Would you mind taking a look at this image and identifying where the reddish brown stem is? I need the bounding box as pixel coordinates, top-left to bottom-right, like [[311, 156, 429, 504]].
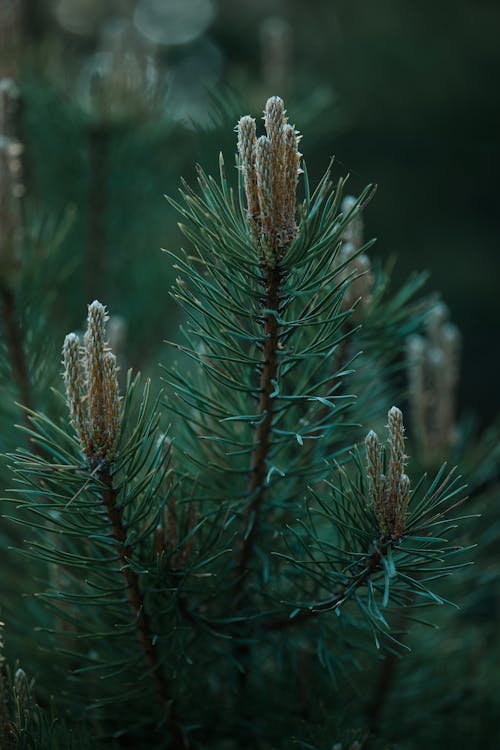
[[98, 468, 188, 749], [264, 543, 387, 632], [237, 262, 282, 584]]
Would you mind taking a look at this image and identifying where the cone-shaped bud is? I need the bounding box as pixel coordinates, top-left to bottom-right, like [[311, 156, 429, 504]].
[[387, 406, 406, 486], [84, 300, 107, 451], [237, 115, 259, 220], [63, 301, 121, 465], [102, 351, 120, 460], [62, 333, 89, 453], [365, 407, 411, 539], [236, 95, 301, 256], [255, 135, 273, 237], [282, 123, 301, 240]]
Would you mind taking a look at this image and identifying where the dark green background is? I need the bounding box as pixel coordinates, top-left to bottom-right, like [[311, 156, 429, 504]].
[[20, 0, 500, 423]]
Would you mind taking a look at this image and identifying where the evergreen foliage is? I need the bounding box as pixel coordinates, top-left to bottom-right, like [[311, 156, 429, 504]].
[[0, 82, 498, 750]]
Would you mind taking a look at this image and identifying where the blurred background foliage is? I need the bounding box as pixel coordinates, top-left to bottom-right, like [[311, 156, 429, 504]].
[[4, 0, 498, 422]]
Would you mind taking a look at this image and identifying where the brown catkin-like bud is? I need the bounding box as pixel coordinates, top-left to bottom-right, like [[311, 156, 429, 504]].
[[255, 135, 273, 239], [63, 301, 121, 466], [84, 300, 107, 451], [398, 473, 411, 514], [264, 96, 287, 228], [391, 473, 411, 539], [282, 123, 300, 240], [365, 430, 383, 507], [237, 96, 301, 257], [237, 115, 260, 220], [102, 351, 120, 459], [365, 407, 411, 539], [62, 333, 89, 452], [263, 96, 286, 158], [387, 406, 406, 489]]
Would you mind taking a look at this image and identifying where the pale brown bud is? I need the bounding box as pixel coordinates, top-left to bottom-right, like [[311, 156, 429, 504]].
[[84, 301, 107, 453], [236, 96, 301, 256], [63, 301, 121, 465], [282, 123, 301, 240], [365, 407, 411, 539], [255, 135, 273, 239], [62, 333, 90, 454], [387, 406, 406, 487], [263, 95, 287, 155], [237, 115, 259, 220], [102, 351, 120, 459]]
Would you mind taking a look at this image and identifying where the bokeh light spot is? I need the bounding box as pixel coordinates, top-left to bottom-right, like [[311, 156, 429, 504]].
[[134, 0, 217, 46]]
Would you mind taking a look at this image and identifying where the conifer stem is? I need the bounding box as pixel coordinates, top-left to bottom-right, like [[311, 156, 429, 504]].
[[98, 467, 188, 749], [264, 543, 387, 632], [237, 261, 282, 584]]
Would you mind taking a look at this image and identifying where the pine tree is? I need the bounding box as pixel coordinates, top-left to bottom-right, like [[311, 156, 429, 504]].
[[0, 92, 498, 750]]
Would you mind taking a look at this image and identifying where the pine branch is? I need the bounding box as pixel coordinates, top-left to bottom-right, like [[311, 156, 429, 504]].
[[237, 261, 283, 583], [97, 465, 188, 749], [264, 541, 389, 632]]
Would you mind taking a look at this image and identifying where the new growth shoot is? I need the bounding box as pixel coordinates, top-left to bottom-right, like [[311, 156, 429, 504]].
[[62, 300, 121, 466], [365, 406, 411, 539], [237, 95, 301, 258]]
